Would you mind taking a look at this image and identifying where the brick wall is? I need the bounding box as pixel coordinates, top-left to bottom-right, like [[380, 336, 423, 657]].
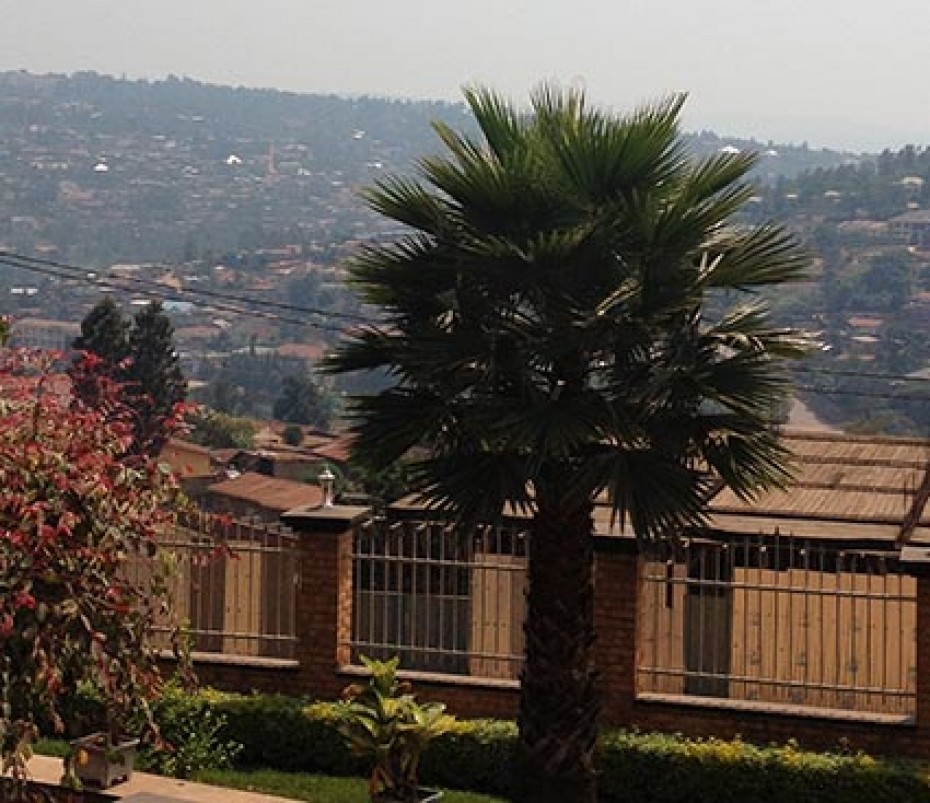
[[191, 508, 930, 758]]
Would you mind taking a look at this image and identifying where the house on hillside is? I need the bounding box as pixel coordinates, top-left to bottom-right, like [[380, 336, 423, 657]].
[[889, 209, 930, 249]]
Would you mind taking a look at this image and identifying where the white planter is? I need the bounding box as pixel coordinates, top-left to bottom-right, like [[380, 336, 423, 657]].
[[69, 734, 139, 789]]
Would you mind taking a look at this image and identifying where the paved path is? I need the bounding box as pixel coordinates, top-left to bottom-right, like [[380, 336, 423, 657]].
[[28, 755, 298, 803]]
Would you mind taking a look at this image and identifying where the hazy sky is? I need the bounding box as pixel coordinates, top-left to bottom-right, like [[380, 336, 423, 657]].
[[1, 0, 927, 152]]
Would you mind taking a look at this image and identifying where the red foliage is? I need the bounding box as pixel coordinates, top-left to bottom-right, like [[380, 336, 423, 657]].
[[0, 340, 189, 780]]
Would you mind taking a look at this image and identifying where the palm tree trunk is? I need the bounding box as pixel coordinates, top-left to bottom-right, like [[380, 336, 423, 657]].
[[517, 496, 599, 803]]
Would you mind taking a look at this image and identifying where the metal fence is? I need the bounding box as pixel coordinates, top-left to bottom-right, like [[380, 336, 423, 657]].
[[638, 534, 917, 717], [350, 519, 529, 679], [145, 516, 300, 660]]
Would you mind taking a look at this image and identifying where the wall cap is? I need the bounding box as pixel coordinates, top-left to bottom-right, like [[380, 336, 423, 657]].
[[337, 663, 520, 692], [637, 691, 916, 726], [282, 504, 373, 533]]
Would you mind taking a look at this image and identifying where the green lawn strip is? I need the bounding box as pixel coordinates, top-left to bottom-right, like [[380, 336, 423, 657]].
[[34, 738, 70, 758], [34, 741, 505, 803], [195, 768, 508, 803]]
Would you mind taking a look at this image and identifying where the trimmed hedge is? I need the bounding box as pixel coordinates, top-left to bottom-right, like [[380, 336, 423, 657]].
[[595, 731, 930, 803], [67, 687, 930, 802], [208, 693, 364, 776]]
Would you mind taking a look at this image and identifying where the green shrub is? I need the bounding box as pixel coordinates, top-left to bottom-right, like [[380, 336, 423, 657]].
[[139, 683, 241, 779], [212, 694, 364, 776], [419, 719, 518, 797], [595, 731, 930, 803], [125, 688, 930, 802]]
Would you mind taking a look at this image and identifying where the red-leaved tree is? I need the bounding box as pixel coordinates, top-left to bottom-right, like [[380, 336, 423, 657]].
[[0, 317, 188, 785]]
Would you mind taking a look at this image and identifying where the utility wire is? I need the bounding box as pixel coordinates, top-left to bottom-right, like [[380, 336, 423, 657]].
[[0, 252, 374, 333], [4, 251, 930, 399], [0, 250, 372, 323], [0, 255, 333, 330]]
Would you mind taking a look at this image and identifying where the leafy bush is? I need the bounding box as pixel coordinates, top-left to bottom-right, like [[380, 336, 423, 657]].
[[595, 731, 930, 803], [211, 693, 363, 776], [419, 719, 518, 797], [142, 689, 930, 802], [139, 683, 241, 779]]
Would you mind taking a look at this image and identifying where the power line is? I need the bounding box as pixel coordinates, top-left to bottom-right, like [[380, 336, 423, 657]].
[[0, 255, 332, 330], [0, 251, 374, 332], [5, 250, 930, 396]]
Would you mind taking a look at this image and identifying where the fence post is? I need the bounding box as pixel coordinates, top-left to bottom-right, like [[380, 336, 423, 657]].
[[281, 504, 372, 700], [593, 537, 639, 725]]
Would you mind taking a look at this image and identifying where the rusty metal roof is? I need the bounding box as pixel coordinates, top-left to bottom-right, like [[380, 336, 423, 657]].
[[703, 431, 930, 544]]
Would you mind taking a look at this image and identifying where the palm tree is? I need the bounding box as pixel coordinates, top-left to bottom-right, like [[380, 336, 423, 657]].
[[328, 86, 813, 803]]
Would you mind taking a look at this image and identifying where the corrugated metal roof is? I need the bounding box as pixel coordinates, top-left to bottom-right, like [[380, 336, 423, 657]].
[[703, 431, 930, 542], [208, 471, 322, 513]]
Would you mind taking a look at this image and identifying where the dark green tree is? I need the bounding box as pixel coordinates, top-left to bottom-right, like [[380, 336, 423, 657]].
[[188, 408, 256, 450], [126, 301, 187, 456], [282, 423, 304, 446], [272, 373, 331, 428], [329, 86, 813, 803], [71, 298, 131, 407]]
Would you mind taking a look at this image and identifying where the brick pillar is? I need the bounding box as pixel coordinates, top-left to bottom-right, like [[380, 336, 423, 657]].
[[593, 538, 639, 725], [281, 504, 372, 700]]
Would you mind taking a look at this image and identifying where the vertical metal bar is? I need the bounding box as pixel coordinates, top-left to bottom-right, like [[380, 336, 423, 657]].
[[495, 525, 502, 663], [769, 532, 784, 699], [898, 564, 904, 712], [696, 543, 704, 686], [379, 524, 388, 658], [786, 536, 794, 703], [423, 524, 432, 665], [368, 523, 377, 658], [834, 550, 842, 707], [866, 554, 873, 709], [449, 524, 458, 671], [803, 543, 811, 704], [849, 550, 857, 709], [404, 524, 416, 655], [438, 524, 446, 664], [753, 539, 761, 698], [395, 525, 404, 658], [882, 559, 890, 711]]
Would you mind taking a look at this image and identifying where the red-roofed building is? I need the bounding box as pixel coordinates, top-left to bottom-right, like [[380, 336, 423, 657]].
[[206, 471, 322, 521]]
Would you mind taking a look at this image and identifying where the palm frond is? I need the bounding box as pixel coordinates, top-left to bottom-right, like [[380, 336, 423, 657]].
[[361, 177, 449, 236], [461, 86, 526, 161], [574, 443, 712, 539], [701, 223, 809, 288]]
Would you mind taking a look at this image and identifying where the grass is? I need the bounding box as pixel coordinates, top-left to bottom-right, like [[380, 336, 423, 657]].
[[34, 741, 506, 802], [195, 768, 508, 802]]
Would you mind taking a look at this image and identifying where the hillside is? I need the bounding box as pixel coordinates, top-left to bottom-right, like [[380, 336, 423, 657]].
[[0, 70, 858, 266]]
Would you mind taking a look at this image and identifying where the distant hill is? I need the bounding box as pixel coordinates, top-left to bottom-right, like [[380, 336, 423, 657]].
[[0, 70, 864, 265]]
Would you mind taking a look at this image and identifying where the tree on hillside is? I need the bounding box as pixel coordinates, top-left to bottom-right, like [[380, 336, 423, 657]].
[[329, 86, 813, 803], [273, 373, 331, 429], [187, 408, 256, 450], [126, 301, 187, 455]]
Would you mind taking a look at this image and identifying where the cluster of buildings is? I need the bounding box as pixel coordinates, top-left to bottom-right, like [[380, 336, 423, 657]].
[[0, 70, 419, 266]]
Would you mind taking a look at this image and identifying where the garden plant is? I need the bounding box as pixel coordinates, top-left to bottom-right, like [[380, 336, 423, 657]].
[[0, 316, 188, 799]]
